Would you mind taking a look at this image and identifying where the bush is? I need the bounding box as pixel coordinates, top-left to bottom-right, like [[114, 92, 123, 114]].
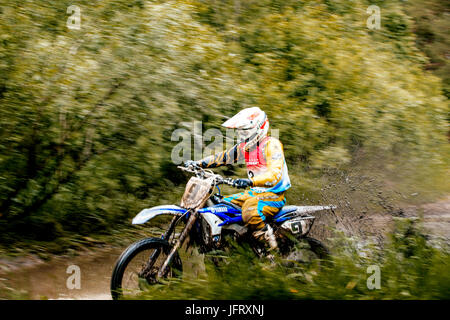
[[0, 0, 447, 243]]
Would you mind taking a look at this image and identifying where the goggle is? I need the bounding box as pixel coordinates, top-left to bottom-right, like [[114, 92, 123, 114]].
[[237, 127, 257, 142]]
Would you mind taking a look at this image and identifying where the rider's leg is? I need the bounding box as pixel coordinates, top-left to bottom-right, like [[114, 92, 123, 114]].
[[241, 192, 286, 250], [241, 192, 286, 228], [223, 190, 253, 206]]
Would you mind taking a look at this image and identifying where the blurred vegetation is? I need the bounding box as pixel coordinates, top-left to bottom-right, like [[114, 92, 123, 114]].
[[133, 219, 450, 300], [0, 0, 448, 247], [404, 0, 450, 99]]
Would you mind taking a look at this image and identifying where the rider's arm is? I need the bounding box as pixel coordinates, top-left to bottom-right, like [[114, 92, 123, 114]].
[[198, 144, 244, 168], [250, 138, 285, 188]]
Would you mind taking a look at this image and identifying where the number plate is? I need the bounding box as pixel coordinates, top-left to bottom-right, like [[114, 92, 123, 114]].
[[280, 216, 315, 235]]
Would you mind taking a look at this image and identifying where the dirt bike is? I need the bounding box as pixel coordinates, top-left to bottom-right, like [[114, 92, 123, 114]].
[[110, 165, 335, 299]]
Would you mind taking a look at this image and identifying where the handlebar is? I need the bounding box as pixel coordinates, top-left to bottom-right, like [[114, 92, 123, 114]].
[[177, 165, 237, 187]]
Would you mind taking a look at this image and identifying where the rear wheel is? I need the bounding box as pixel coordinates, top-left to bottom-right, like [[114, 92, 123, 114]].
[[110, 238, 182, 300], [283, 236, 330, 270]]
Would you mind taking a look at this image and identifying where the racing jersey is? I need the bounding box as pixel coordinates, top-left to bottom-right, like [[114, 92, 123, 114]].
[[198, 136, 291, 194]]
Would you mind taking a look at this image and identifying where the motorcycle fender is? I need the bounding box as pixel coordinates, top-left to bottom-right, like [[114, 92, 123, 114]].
[[294, 205, 337, 214], [132, 205, 186, 225]]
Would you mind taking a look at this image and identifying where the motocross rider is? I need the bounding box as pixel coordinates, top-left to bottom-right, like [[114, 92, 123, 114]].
[[184, 107, 291, 250]]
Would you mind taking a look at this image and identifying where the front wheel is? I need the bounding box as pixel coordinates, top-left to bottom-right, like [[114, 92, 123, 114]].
[[110, 237, 182, 300]]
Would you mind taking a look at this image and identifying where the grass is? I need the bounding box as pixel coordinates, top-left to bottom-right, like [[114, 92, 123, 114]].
[[133, 218, 450, 300]]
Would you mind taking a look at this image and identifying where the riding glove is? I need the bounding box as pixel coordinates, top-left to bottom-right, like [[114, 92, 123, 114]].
[[183, 160, 200, 168], [233, 178, 253, 189]]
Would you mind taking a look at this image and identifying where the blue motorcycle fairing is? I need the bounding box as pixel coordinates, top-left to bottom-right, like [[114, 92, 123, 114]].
[[201, 203, 337, 226], [198, 203, 241, 216], [133, 202, 335, 228], [132, 205, 187, 225], [198, 203, 243, 226]]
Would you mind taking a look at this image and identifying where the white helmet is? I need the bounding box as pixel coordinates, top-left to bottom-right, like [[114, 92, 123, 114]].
[[222, 107, 269, 150]]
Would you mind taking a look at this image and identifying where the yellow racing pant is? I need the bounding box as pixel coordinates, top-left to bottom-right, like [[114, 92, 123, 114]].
[[224, 190, 286, 230]]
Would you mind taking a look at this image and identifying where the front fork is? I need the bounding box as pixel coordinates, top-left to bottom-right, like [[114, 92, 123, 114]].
[[156, 209, 199, 279], [139, 214, 184, 279]]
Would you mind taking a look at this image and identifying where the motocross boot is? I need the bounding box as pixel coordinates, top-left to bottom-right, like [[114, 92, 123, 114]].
[[252, 224, 278, 252]]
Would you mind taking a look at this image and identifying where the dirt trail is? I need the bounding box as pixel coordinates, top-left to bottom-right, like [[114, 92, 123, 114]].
[[0, 197, 448, 300], [0, 245, 124, 300], [369, 196, 450, 241], [415, 197, 450, 239]]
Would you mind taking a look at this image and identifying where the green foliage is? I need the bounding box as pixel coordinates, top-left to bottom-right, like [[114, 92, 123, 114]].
[[0, 0, 448, 243], [133, 219, 450, 300], [137, 243, 298, 300], [404, 0, 450, 99], [307, 219, 450, 299]]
